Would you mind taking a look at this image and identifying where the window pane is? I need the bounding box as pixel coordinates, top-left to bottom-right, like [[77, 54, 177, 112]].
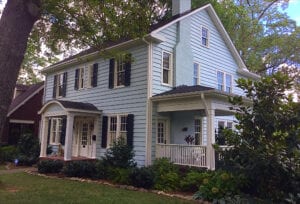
[[157, 121, 165, 144], [194, 119, 202, 145], [226, 74, 232, 93], [163, 69, 169, 84], [163, 52, 170, 69], [193, 63, 199, 85], [116, 55, 125, 86], [217, 71, 224, 91]]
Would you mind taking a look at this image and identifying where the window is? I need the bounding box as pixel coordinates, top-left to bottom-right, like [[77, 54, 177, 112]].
[[50, 118, 62, 144], [216, 120, 233, 145], [217, 71, 224, 91], [53, 72, 67, 98], [193, 63, 200, 85], [88, 63, 98, 88], [194, 118, 202, 145], [108, 115, 127, 145], [225, 74, 232, 93], [217, 71, 232, 93], [157, 120, 167, 144], [79, 68, 84, 89], [162, 51, 173, 85], [115, 55, 126, 87], [201, 27, 209, 47]]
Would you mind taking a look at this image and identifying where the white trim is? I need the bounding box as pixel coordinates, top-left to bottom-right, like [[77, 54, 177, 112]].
[[106, 114, 128, 147], [161, 51, 173, 86], [7, 84, 44, 117], [9, 119, 34, 124]]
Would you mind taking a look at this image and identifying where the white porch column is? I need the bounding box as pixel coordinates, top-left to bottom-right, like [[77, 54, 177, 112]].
[[40, 116, 48, 157], [206, 109, 215, 170], [91, 116, 100, 159], [64, 113, 74, 161]]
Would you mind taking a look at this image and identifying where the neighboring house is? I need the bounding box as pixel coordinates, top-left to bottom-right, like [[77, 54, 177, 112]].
[[2, 82, 44, 145], [39, 0, 259, 170]]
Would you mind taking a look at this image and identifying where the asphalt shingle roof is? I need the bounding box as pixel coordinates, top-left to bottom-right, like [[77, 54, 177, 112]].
[[153, 85, 214, 97], [56, 100, 100, 112]]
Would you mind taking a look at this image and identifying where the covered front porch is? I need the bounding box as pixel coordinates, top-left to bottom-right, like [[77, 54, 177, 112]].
[[39, 100, 102, 161], [152, 85, 236, 170]]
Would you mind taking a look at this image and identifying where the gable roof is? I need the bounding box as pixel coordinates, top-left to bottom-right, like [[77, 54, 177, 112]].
[[42, 4, 259, 79], [8, 82, 44, 117]]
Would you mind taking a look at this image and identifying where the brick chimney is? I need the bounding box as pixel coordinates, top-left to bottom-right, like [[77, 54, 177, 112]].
[[172, 0, 191, 16]]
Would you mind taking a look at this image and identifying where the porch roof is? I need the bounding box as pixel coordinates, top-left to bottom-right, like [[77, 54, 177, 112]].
[[39, 100, 102, 115], [151, 85, 236, 101]]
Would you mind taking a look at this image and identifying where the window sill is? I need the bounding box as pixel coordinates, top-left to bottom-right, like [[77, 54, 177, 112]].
[[161, 83, 173, 87], [49, 143, 61, 146]]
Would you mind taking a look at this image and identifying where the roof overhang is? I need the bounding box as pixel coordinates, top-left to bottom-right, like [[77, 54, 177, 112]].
[[7, 84, 44, 117], [39, 100, 102, 115]]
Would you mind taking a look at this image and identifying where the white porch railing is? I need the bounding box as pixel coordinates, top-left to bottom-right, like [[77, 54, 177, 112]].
[[156, 144, 207, 167]]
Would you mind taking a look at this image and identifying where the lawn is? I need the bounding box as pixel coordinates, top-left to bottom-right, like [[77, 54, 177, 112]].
[[0, 173, 193, 204]]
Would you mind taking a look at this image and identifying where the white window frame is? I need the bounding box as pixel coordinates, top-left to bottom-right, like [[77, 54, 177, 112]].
[[87, 64, 97, 88], [217, 70, 233, 93], [107, 114, 128, 146], [50, 117, 62, 145], [217, 120, 234, 131], [201, 26, 209, 47], [78, 67, 85, 89], [114, 55, 126, 88], [161, 51, 173, 86], [193, 62, 200, 85], [156, 118, 170, 144], [55, 72, 64, 98], [194, 117, 202, 145]]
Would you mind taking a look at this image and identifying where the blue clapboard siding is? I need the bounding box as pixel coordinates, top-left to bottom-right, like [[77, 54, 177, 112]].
[[44, 44, 148, 166]]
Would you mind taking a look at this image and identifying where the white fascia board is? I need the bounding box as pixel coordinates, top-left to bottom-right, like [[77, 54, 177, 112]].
[[7, 85, 44, 117], [9, 119, 35, 124], [237, 68, 261, 80]]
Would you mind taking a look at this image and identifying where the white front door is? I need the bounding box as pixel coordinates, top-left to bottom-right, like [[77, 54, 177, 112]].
[[73, 118, 93, 157]]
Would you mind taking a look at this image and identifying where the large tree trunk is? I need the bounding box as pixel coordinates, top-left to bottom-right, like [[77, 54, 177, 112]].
[[0, 0, 41, 141]]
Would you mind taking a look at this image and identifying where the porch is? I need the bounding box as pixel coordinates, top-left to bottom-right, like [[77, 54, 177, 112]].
[[151, 85, 237, 169]]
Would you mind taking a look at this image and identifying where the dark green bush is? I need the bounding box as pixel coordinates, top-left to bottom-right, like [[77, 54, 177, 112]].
[[0, 145, 18, 162], [17, 133, 40, 165], [151, 158, 180, 191], [94, 159, 109, 179], [180, 170, 209, 192], [38, 160, 64, 173], [63, 160, 97, 178], [101, 138, 136, 169], [129, 167, 155, 189], [109, 167, 132, 185]]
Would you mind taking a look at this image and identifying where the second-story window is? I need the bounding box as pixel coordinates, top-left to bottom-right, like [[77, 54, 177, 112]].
[[109, 53, 132, 89], [217, 71, 233, 93], [53, 72, 67, 98], [217, 71, 224, 91], [193, 63, 200, 85], [74, 68, 84, 90], [88, 63, 98, 88], [162, 51, 173, 86], [201, 27, 209, 47]]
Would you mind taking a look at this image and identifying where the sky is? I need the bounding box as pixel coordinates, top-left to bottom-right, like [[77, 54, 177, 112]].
[[1, 0, 300, 25]]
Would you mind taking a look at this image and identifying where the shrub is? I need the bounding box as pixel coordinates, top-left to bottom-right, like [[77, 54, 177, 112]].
[[180, 170, 209, 192], [109, 168, 132, 185], [63, 160, 97, 178], [151, 158, 180, 191], [38, 160, 64, 173], [129, 167, 155, 189], [17, 133, 40, 165], [101, 138, 136, 169], [94, 159, 109, 179], [194, 170, 242, 201], [0, 145, 18, 162]]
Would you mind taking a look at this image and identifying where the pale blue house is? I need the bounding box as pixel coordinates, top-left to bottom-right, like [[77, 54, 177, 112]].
[[39, 0, 259, 169]]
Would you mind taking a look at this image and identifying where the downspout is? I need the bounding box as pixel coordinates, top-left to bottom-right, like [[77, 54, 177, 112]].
[[143, 37, 153, 166], [200, 93, 214, 170]]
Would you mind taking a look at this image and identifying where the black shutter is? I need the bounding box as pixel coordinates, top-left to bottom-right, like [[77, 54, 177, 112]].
[[101, 116, 108, 148], [126, 114, 134, 147], [53, 75, 57, 98], [47, 118, 52, 144], [92, 63, 98, 87], [60, 117, 67, 145], [74, 69, 79, 90], [109, 59, 115, 89], [124, 53, 132, 87], [62, 72, 67, 97]]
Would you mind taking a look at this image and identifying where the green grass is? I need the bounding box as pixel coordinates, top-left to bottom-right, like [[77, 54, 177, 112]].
[[0, 173, 193, 204], [0, 164, 6, 170]]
